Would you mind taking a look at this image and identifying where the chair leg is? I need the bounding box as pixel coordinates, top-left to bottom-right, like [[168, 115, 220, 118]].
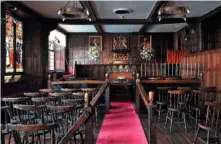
[[193, 126, 200, 144]]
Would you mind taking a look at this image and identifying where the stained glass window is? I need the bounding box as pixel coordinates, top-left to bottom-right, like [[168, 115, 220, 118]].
[[5, 13, 14, 72], [16, 21, 23, 72], [4, 13, 24, 83]]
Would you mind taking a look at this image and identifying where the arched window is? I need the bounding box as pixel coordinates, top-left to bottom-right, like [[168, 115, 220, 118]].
[[4, 13, 23, 83]]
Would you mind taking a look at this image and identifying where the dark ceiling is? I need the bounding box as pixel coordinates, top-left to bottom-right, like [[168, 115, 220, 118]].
[[3, 1, 221, 33]]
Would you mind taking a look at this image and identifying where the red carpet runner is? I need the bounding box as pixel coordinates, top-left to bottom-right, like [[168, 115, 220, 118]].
[[96, 101, 148, 144]]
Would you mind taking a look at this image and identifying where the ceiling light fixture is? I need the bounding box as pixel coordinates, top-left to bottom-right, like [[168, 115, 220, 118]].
[[57, 1, 90, 21], [157, 6, 189, 22]]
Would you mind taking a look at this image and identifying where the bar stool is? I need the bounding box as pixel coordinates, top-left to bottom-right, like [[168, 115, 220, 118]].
[[193, 101, 221, 144], [156, 87, 173, 123], [165, 89, 188, 133], [190, 87, 217, 131]]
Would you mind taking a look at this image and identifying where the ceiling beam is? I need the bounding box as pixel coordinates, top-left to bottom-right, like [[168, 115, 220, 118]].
[[79, 1, 103, 33], [57, 19, 147, 25], [199, 5, 221, 22], [139, 1, 168, 33]]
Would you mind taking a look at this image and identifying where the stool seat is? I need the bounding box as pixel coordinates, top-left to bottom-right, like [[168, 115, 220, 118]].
[[39, 89, 55, 93]]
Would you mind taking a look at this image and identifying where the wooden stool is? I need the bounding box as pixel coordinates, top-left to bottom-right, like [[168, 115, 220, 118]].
[[156, 87, 173, 123], [165, 90, 188, 133]]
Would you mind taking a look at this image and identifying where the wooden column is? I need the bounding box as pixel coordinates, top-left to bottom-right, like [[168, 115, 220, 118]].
[[40, 20, 58, 88], [104, 73, 110, 111], [84, 92, 94, 144], [135, 73, 140, 113]]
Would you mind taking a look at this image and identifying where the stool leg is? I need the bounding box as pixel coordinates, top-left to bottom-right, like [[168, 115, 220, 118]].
[[170, 111, 174, 133], [206, 130, 210, 144], [193, 126, 200, 144], [182, 112, 187, 133], [158, 104, 162, 123], [165, 110, 169, 126]]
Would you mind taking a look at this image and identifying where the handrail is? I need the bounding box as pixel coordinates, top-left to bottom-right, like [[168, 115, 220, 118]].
[[136, 73, 156, 144], [59, 78, 109, 144]]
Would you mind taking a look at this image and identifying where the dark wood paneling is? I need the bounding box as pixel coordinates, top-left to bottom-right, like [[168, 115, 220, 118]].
[[68, 33, 174, 65]]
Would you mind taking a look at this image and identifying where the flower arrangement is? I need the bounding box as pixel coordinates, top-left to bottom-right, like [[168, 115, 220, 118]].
[[140, 46, 155, 61], [88, 46, 100, 61]]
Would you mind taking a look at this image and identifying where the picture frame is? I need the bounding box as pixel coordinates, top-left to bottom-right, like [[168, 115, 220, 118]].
[[112, 35, 129, 50], [88, 35, 102, 50], [138, 35, 152, 50]]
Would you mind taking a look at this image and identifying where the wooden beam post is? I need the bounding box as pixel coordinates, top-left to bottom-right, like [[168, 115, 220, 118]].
[[84, 92, 94, 144], [136, 73, 140, 113], [148, 91, 157, 144]]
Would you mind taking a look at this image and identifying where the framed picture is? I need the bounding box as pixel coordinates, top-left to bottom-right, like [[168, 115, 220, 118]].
[[112, 35, 129, 50], [88, 36, 102, 50], [138, 35, 152, 50]]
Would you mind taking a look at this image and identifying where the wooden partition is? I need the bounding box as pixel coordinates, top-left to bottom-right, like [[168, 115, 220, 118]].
[[181, 49, 221, 89], [181, 49, 221, 101]]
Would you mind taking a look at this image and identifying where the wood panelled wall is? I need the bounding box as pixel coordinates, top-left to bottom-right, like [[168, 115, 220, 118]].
[[181, 49, 221, 90], [68, 34, 174, 65]]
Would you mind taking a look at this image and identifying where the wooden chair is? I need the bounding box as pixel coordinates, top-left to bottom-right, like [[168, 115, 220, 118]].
[[2, 97, 31, 124], [7, 123, 57, 144], [24, 92, 43, 97], [156, 87, 173, 123], [12, 104, 53, 144], [1, 106, 12, 144], [31, 97, 58, 106], [193, 101, 221, 144], [165, 89, 189, 133], [47, 105, 84, 144], [49, 93, 68, 105]]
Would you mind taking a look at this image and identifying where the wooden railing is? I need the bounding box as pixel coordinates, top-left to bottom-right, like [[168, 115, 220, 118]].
[[136, 73, 157, 144], [59, 75, 109, 144]]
